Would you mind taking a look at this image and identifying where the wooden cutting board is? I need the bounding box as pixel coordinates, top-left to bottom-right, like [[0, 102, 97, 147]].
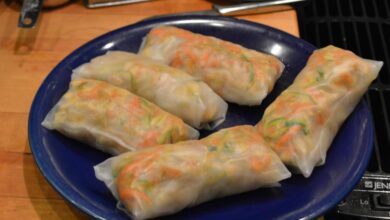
[[0, 0, 299, 219]]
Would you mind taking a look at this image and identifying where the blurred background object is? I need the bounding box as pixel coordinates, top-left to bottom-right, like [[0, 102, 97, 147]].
[[17, 0, 306, 28], [18, 0, 73, 28], [143, 0, 306, 20], [17, 0, 151, 28]]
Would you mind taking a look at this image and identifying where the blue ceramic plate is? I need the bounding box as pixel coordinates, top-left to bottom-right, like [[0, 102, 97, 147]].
[[28, 16, 373, 220]]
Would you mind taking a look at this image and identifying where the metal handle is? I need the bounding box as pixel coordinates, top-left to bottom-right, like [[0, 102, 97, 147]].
[[84, 0, 149, 8], [213, 0, 306, 16], [18, 0, 42, 28]]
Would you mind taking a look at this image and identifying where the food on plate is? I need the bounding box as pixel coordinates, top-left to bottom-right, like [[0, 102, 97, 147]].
[[72, 51, 228, 129], [94, 125, 291, 219], [256, 45, 382, 177], [42, 79, 199, 155], [138, 26, 284, 106]]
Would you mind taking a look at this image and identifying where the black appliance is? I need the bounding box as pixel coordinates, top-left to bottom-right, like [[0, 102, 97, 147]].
[[296, 0, 390, 219]]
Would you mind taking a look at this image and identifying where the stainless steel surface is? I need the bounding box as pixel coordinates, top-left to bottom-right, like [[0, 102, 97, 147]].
[[18, 0, 42, 28], [142, 10, 219, 20], [83, 0, 150, 8], [143, 0, 305, 21], [213, 0, 306, 16]]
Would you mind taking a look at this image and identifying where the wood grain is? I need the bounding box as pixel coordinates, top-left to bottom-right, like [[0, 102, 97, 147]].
[[0, 0, 299, 218], [0, 152, 60, 199], [0, 113, 29, 153], [0, 197, 89, 219]]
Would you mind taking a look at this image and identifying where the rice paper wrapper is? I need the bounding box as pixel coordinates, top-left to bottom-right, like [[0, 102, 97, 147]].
[[94, 125, 291, 219], [256, 45, 383, 177], [42, 79, 199, 155], [72, 51, 227, 129], [138, 26, 285, 106]]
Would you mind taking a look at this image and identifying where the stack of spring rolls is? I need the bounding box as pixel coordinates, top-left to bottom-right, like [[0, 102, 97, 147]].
[[42, 25, 383, 219]]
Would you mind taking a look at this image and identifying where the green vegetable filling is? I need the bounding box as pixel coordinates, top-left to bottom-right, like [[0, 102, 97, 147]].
[[207, 146, 218, 152], [285, 120, 309, 135], [315, 69, 325, 82], [159, 129, 173, 144], [241, 54, 255, 85], [223, 143, 235, 154], [265, 117, 309, 140], [289, 91, 317, 104]]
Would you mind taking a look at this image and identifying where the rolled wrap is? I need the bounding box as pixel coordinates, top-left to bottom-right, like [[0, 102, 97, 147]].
[[256, 45, 383, 177], [139, 26, 284, 106], [42, 79, 199, 155], [94, 125, 291, 219], [72, 51, 227, 129]]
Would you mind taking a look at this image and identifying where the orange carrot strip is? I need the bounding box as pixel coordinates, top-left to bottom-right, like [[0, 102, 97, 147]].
[[274, 125, 302, 150], [118, 189, 152, 206], [140, 131, 160, 147], [128, 98, 141, 112], [160, 166, 182, 178], [250, 155, 271, 172], [77, 83, 105, 99], [316, 112, 326, 125], [335, 73, 353, 88]]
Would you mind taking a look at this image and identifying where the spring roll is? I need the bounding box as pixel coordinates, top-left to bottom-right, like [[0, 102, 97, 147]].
[[256, 45, 383, 177], [139, 26, 284, 106], [42, 79, 199, 155], [94, 125, 291, 219], [72, 51, 227, 129]]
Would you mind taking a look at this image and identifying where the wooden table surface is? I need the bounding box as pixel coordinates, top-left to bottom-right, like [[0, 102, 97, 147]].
[[0, 0, 299, 219]]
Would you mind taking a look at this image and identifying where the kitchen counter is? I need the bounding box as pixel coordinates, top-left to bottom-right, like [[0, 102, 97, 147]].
[[0, 0, 299, 219]]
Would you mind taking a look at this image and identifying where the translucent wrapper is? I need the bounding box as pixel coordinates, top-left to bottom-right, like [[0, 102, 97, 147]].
[[42, 79, 199, 155], [256, 45, 383, 177], [139, 26, 284, 106], [72, 51, 227, 129], [94, 125, 291, 219]]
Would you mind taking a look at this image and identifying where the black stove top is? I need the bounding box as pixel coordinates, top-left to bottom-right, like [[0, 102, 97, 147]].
[[296, 0, 390, 219]]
